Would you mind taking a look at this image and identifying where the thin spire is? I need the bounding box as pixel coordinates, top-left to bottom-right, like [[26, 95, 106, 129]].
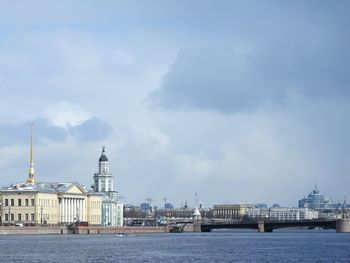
[[27, 122, 36, 185], [30, 122, 33, 165]]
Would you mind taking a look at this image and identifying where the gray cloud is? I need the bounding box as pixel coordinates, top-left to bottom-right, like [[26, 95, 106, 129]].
[[70, 117, 112, 142], [149, 43, 350, 114], [0, 117, 112, 146]]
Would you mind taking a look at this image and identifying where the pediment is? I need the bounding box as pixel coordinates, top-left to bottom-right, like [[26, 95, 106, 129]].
[[65, 184, 86, 195]]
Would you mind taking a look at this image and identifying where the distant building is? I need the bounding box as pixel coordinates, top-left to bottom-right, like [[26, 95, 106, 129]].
[[164, 203, 174, 209], [140, 203, 152, 211], [246, 208, 318, 221], [298, 185, 333, 209], [213, 204, 255, 219], [156, 207, 212, 219], [93, 147, 123, 226]]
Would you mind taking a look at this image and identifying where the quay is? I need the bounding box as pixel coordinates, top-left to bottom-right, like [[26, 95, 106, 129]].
[[0, 219, 349, 235], [0, 226, 166, 235]]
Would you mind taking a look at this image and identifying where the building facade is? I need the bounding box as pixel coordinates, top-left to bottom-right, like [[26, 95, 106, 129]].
[[93, 147, 124, 226], [298, 185, 333, 209], [213, 204, 255, 220], [246, 208, 319, 221], [0, 183, 102, 226]]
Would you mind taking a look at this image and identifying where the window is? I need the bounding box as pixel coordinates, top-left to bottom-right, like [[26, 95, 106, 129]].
[[31, 199, 35, 206], [31, 214, 35, 221], [18, 199, 22, 206], [18, 214, 22, 221], [10, 199, 14, 206], [11, 214, 14, 221], [25, 214, 29, 221], [25, 199, 29, 206], [5, 199, 8, 206], [5, 214, 8, 221]]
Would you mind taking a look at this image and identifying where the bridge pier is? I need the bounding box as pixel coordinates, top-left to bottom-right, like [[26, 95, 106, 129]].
[[336, 219, 350, 233], [258, 221, 265, 233]]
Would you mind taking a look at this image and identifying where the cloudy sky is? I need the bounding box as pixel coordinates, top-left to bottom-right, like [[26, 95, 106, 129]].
[[0, 0, 349, 207]]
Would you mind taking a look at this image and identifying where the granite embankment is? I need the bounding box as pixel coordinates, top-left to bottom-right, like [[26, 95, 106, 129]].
[[0, 226, 167, 235]]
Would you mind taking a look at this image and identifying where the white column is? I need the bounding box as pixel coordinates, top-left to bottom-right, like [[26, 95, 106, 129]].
[[73, 199, 77, 221], [70, 199, 73, 222], [71, 198, 74, 222], [60, 198, 63, 223], [62, 198, 64, 223], [64, 198, 67, 223], [63, 198, 66, 223], [67, 198, 70, 223], [79, 199, 82, 221], [64, 198, 66, 223], [72, 199, 75, 222], [63, 198, 65, 223], [65, 198, 68, 223], [82, 199, 85, 221], [76, 199, 79, 221]]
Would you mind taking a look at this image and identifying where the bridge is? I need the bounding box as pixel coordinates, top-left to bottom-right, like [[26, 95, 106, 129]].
[[200, 219, 349, 233]]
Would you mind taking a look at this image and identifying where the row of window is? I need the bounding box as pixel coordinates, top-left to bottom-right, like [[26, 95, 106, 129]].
[[4, 198, 35, 207], [3, 198, 59, 207], [91, 201, 101, 209], [4, 213, 35, 222], [91, 215, 101, 222], [38, 199, 57, 207]]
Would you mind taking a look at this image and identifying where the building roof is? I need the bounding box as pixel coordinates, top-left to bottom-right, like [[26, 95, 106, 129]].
[[1, 182, 91, 195], [99, 146, 109, 162]]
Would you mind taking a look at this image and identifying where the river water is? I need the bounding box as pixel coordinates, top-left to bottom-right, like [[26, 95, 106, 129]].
[[0, 230, 349, 262]]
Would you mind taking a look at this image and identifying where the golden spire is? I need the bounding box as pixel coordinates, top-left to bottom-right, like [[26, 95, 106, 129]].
[[27, 122, 36, 185]]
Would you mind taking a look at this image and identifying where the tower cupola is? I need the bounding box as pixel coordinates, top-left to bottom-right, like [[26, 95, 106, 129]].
[[94, 146, 114, 193]]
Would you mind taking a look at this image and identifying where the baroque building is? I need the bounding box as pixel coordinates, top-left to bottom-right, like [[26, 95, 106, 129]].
[[93, 147, 123, 226], [0, 125, 102, 226]]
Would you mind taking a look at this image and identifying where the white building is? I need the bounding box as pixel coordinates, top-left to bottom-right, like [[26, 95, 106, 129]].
[[93, 147, 124, 226], [246, 208, 318, 221]]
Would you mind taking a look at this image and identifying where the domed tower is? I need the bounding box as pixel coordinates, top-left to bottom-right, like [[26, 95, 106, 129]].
[[93, 146, 114, 193]]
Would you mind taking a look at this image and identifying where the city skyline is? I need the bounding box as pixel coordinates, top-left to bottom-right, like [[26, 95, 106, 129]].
[[0, 1, 349, 207]]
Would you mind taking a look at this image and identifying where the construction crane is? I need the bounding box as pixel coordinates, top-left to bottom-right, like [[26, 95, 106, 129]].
[[145, 197, 153, 206]]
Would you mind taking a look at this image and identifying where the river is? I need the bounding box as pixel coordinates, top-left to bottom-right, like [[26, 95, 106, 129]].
[[0, 230, 349, 262]]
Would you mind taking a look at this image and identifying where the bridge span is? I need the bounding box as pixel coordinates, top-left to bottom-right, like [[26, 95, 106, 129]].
[[200, 219, 350, 233]]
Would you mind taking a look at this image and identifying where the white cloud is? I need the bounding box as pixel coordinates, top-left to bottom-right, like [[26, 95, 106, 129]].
[[44, 101, 91, 129]]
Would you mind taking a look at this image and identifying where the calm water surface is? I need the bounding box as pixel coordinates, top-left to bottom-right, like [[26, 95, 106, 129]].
[[0, 230, 349, 262]]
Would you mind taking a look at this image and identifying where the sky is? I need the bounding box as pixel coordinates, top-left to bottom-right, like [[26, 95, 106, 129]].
[[0, 0, 349, 208]]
